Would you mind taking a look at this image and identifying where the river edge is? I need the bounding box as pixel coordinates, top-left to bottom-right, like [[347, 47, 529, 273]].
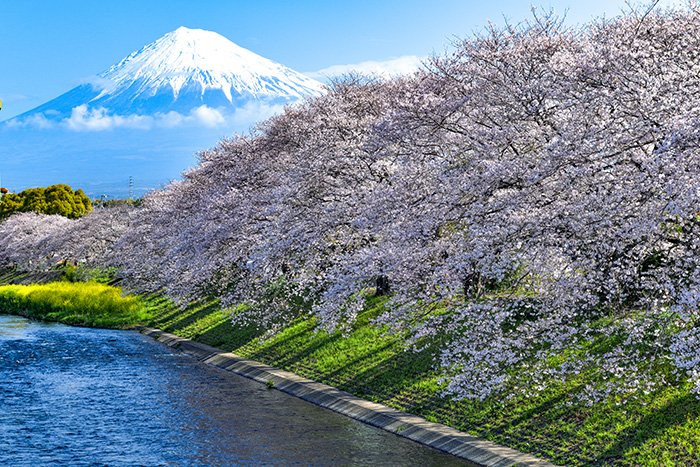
[[0, 271, 554, 465], [0, 297, 551, 466], [0, 314, 476, 466], [0, 305, 547, 466], [136, 326, 552, 467]]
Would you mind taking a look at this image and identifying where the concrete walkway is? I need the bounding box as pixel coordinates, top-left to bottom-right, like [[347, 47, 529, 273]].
[[136, 327, 554, 467]]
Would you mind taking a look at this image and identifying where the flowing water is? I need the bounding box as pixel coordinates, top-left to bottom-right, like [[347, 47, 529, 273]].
[[0, 315, 469, 466]]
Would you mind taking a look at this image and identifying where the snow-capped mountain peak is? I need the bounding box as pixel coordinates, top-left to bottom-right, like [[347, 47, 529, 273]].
[[98, 26, 325, 103], [13, 26, 325, 120]]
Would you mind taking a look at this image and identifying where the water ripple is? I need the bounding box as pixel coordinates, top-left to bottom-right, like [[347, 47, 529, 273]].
[[0, 315, 467, 466]]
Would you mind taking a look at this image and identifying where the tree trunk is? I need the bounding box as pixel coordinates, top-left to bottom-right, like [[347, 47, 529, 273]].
[[463, 271, 483, 300], [375, 274, 390, 296]]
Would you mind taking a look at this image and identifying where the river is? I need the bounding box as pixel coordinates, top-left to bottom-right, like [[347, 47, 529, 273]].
[[0, 315, 468, 466]]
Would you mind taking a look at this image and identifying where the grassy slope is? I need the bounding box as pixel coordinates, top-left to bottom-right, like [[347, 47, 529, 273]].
[[0, 266, 696, 465], [143, 294, 700, 466]]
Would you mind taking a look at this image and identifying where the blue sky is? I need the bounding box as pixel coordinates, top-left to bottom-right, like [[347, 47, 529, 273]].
[[0, 0, 682, 198], [0, 0, 681, 119]]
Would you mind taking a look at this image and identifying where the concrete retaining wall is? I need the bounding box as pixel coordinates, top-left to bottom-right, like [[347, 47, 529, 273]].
[[136, 326, 554, 467]]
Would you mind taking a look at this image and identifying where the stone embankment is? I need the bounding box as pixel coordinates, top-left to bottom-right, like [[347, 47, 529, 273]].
[[137, 326, 554, 467]]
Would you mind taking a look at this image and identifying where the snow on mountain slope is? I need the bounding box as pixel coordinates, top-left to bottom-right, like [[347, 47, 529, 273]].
[[12, 27, 325, 121]]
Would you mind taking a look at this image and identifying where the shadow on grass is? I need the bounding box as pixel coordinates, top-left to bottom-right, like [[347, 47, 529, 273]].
[[141, 290, 700, 465], [596, 393, 700, 464], [333, 343, 441, 404], [196, 318, 266, 351], [247, 328, 343, 369], [142, 295, 175, 318], [155, 299, 221, 332], [0, 269, 25, 285]]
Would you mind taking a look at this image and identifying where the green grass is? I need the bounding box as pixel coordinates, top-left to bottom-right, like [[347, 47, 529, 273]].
[[1, 266, 697, 464], [144, 294, 700, 466], [0, 281, 149, 328]]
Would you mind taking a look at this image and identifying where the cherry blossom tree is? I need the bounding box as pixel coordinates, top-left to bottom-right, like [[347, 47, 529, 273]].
[[5, 3, 700, 403]]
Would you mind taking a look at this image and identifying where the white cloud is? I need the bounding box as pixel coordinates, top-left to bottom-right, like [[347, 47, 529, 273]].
[[8, 102, 285, 132], [230, 101, 286, 127], [65, 105, 152, 131], [63, 104, 230, 131], [4, 93, 30, 101], [156, 110, 187, 128], [191, 105, 226, 127], [307, 55, 425, 81], [80, 75, 114, 92], [5, 113, 56, 129]]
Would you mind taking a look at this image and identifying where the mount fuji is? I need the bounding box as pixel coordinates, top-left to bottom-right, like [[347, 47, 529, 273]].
[[12, 26, 325, 123], [2, 27, 326, 198]]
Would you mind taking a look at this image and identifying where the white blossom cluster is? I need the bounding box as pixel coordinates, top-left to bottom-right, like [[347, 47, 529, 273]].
[[4, 5, 700, 402], [0, 207, 135, 270]]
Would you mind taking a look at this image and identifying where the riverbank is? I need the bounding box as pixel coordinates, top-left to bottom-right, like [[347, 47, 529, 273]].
[[0, 281, 147, 328], [2, 269, 699, 465], [0, 314, 472, 466], [0, 272, 547, 465], [137, 326, 547, 466], [142, 295, 700, 466]]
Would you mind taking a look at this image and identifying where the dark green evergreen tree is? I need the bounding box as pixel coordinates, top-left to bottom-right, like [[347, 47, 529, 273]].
[[0, 184, 92, 219]]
